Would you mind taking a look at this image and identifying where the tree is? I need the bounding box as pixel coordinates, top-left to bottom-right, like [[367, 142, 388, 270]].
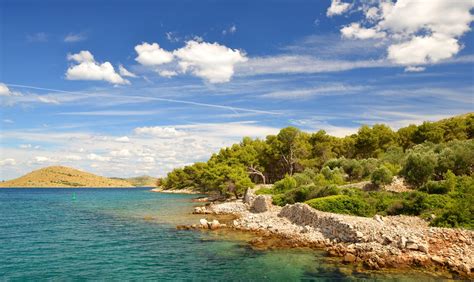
[[397, 124, 418, 150], [371, 166, 393, 187], [413, 122, 444, 144], [267, 127, 311, 176], [402, 151, 437, 187]]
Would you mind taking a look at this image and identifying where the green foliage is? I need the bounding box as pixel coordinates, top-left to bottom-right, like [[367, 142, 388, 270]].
[[306, 195, 374, 217], [274, 175, 297, 192], [160, 113, 473, 214], [402, 150, 437, 187], [371, 165, 393, 187]]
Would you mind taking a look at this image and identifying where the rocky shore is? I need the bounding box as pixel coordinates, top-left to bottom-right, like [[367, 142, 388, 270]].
[[150, 188, 201, 194], [190, 189, 474, 278]]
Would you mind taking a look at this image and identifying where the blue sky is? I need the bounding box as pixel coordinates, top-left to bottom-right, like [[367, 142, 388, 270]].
[[1, 0, 473, 179]]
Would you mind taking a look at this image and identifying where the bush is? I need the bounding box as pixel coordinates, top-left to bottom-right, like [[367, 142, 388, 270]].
[[371, 166, 393, 187], [420, 180, 450, 194], [274, 175, 297, 192], [306, 195, 374, 217]]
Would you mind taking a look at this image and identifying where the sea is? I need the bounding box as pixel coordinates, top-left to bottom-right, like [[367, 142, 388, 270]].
[[0, 188, 452, 280]]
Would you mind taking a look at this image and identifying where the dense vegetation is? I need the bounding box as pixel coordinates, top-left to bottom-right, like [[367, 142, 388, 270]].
[[161, 113, 474, 229]]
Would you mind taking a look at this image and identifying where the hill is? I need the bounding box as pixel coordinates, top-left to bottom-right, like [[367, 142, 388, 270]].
[[112, 175, 158, 187], [0, 166, 135, 188]]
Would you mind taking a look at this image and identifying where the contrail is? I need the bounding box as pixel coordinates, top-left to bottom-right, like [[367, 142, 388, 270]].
[[5, 83, 281, 115]]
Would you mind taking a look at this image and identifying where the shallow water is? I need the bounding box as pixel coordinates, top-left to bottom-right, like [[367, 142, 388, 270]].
[[0, 188, 453, 280]]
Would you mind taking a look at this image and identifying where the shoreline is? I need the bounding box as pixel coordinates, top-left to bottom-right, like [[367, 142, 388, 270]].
[[150, 187, 202, 194], [189, 189, 474, 278]]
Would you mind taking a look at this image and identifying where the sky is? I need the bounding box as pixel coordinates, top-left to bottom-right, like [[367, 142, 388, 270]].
[[0, 0, 473, 179]]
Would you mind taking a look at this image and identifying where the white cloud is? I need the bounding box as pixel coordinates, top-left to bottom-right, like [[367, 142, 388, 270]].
[[115, 136, 130, 142], [86, 153, 111, 162], [334, 0, 474, 67], [158, 70, 178, 78], [64, 32, 87, 42], [38, 96, 60, 104], [118, 65, 137, 78], [262, 84, 365, 99], [134, 42, 174, 66], [33, 156, 53, 163], [174, 40, 247, 83], [64, 155, 82, 161], [110, 149, 132, 157], [134, 40, 247, 83], [341, 23, 386, 39], [134, 126, 186, 138], [0, 158, 16, 166], [0, 83, 11, 96], [404, 66, 426, 73], [327, 0, 350, 17], [3, 119, 14, 123], [238, 55, 390, 76], [66, 50, 129, 85], [19, 144, 32, 149], [387, 34, 460, 66]]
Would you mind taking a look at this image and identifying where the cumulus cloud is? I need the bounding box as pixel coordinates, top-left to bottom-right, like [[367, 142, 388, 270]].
[[334, 0, 474, 69], [0, 158, 16, 166], [327, 0, 350, 17], [0, 83, 11, 96], [115, 136, 130, 142], [118, 65, 137, 78], [134, 42, 174, 66], [134, 40, 247, 83], [134, 126, 186, 138], [64, 155, 82, 161], [341, 23, 386, 40], [66, 50, 129, 85], [173, 40, 247, 83]]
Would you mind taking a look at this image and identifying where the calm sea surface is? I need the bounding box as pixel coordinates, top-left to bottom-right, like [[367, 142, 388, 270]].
[[0, 188, 450, 280]]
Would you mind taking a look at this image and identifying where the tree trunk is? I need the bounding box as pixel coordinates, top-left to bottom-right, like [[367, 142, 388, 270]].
[[248, 166, 266, 184]]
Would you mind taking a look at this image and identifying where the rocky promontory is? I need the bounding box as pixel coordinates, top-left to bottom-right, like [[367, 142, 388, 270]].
[[191, 189, 474, 278]]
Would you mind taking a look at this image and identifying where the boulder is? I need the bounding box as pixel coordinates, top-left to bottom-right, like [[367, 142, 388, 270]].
[[210, 219, 220, 230], [343, 253, 357, 263], [199, 218, 208, 228], [250, 195, 273, 213], [243, 188, 256, 205]]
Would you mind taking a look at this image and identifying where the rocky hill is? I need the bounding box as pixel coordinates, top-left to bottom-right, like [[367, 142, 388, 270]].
[[0, 166, 134, 188]]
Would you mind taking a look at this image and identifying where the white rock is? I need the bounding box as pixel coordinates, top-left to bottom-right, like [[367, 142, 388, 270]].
[[200, 218, 208, 228]]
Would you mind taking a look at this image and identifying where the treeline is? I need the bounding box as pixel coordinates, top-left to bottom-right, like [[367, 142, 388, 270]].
[[161, 113, 473, 228], [162, 113, 473, 194]]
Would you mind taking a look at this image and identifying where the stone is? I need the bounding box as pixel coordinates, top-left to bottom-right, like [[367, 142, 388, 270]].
[[406, 242, 418, 250], [418, 244, 428, 253], [343, 253, 356, 263], [373, 214, 384, 224], [199, 218, 208, 228], [399, 237, 407, 249], [243, 188, 256, 205], [431, 255, 445, 264], [251, 195, 273, 213], [210, 219, 220, 230]]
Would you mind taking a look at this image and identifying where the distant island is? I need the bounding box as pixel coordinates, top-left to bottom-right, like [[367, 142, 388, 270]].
[[0, 166, 158, 188]]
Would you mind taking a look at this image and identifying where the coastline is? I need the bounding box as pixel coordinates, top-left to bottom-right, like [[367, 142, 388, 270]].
[[190, 189, 474, 278], [150, 187, 202, 194]]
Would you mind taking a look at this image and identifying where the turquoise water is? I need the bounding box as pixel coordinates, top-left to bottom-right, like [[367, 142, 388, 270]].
[[0, 188, 448, 280]]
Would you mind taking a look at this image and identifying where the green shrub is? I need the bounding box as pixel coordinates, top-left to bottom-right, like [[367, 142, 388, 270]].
[[306, 195, 374, 217], [255, 187, 275, 195], [420, 180, 450, 194], [274, 175, 297, 192], [371, 165, 393, 187]]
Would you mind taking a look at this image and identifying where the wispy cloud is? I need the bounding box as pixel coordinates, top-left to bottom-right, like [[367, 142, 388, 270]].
[[64, 32, 87, 42], [26, 32, 48, 42]]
